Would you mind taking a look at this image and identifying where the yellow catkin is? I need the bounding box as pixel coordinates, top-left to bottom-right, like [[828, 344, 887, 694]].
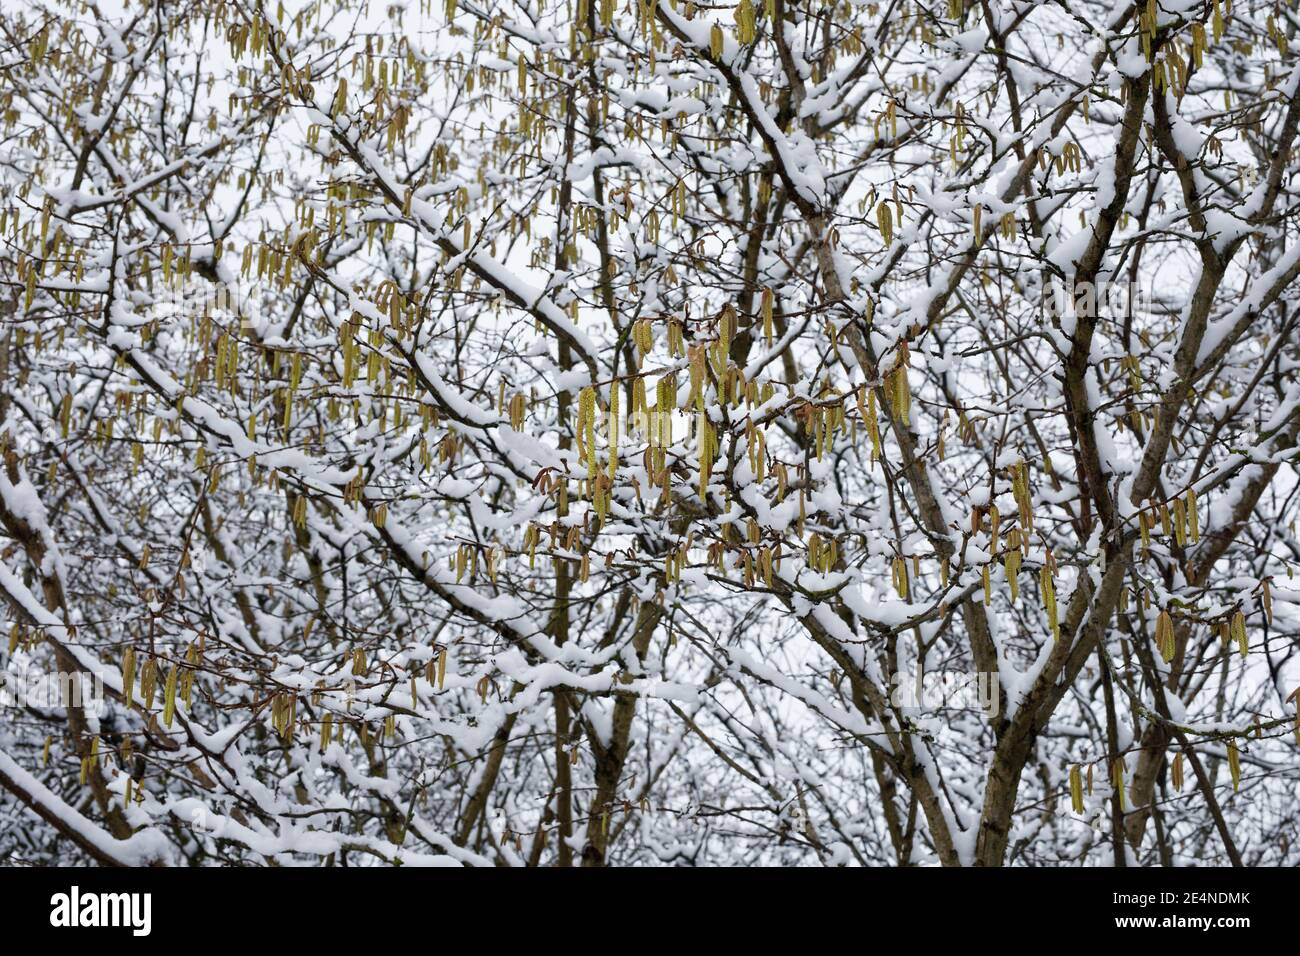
[[1041, 565, 1058, 640], [578, 386, 598, 479], [162, 662, 179, 728], [608, 386, 620, 481], [1156, 609, 1175, 662], [1069, 765, 1084, 813], [121, 647, 136, 708], [1231, 610, 1247, 657]]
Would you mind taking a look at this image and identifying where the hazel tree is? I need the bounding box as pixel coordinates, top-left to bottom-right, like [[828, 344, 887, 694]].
[[0, 0, 1298, 867]]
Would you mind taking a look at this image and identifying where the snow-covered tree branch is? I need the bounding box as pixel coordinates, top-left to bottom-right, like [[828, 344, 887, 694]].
[[0, 0, 1297, 866]]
